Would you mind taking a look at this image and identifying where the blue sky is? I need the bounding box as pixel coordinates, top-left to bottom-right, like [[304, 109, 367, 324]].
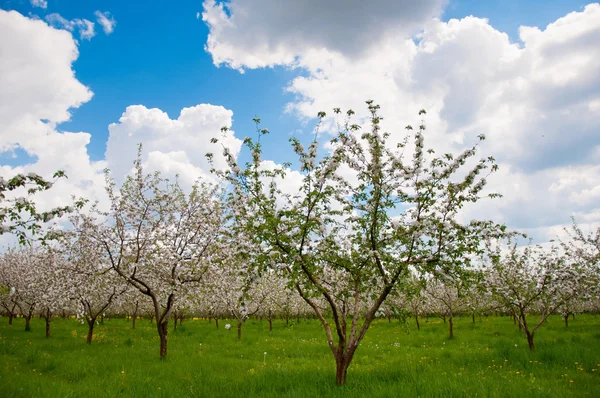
[[1, 0, 599, 242], [0, 0, 589, 163]]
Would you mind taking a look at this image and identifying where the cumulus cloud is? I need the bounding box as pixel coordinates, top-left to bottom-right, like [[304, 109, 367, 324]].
[[202, 0, 445, 70], [45, 13, 96, 40], [30, 0, 47, 9], [0, 10, 105, 222], [1, 10, 242, 246], [202, 2, 600, 241], [105, 104, 242, 186], [94, 11, 116, 35]]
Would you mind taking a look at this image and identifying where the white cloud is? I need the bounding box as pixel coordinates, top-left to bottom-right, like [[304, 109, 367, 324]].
[[202, 2, 600, 241], [45, 13, 96, 40], [202, 0, 445, 70], [105, 104, 242, 186], [94, 11, 116, 35], [30, 0, 47, 9], [0, 10, 105, 222]]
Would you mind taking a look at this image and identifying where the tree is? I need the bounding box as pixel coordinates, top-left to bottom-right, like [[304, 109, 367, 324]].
[[0, 171, 76, 245], [75, 148, 229, 358], [213, 102, 501, 385], [485, 240, 585, 351]]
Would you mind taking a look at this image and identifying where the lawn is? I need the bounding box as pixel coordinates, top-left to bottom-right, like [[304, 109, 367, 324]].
[[0, 314, 599, 397]]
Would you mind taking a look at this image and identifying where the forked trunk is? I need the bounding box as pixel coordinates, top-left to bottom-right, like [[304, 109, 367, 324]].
[[334, 347, 358, 386]]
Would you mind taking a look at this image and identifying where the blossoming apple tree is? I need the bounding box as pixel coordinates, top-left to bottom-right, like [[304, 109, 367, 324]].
[[211, 101, 503, 385]]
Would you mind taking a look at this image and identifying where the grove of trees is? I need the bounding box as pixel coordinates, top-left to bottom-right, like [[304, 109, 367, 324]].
[[0, 104, 598, 385]]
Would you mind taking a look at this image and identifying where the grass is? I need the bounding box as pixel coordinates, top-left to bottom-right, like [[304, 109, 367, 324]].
[[0, 314, 599, 397]]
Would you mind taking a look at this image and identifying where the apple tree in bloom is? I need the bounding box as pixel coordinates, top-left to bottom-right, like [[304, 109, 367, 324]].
[[59, 221, 129, 344], [73, 148, 229, 358], [0, 171, 79, 245], [207, 240, 270, 340], [212, 101, 502, 385], [484, 240, 587, 351], [0, 247, 49, 331]]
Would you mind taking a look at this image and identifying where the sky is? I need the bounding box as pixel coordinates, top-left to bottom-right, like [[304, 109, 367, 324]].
[[0, 0, 599, 244]]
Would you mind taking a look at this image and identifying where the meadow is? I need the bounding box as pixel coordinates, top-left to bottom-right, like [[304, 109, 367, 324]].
[[0, 315, 599, 397]]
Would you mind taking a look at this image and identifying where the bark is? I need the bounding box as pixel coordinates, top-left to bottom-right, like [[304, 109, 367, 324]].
[[448, 316, 454, 339], [24, 314, 32, 332], [86, 318, 95, 344], [269, 318, 273, 332], [526, 330, 535, 351], [334, 346, 358, 385], [564, 314, 569, 328], [158, 320, 168, 359], [237, 321, 242, 340], [132, 302, 139, 330], [472, 313, 475, 324], [415, 315, 420, 331], [8, 313, 13, 326], [44, 309, 51, 338], [214, 317, 219, 329]]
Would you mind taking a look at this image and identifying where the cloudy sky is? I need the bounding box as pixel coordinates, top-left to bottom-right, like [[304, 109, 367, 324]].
[[1, 0, 599, 244]]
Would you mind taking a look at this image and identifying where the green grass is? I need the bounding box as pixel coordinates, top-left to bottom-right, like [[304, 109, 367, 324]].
[[0, 314, 599, 397]]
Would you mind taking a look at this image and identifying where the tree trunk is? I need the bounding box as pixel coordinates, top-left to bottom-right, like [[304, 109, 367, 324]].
[[442, 314, 446, 323], [472, 313, 475, 323], [269, 318, 273, 332], [526, 330, 535, 351], [44, 309, 51, 338], [214, 317, 219, 329], [334, 348, 358, 386], [100, 315, 104, 325], [449, 316, 454, 339], [237, 321, 242, 340], [86, 319, 95, 344], [158, 320, 168, 359], [24, 314, 32, 332], [8, 313, 13, 326], [513, 314, 516, 324], [415, 315, 420, 331], [132, 303, 139, 330], [571, 313, 575, 320], [564, 314, 569, 328], [285, 316, 289, 325], [173, 317, 178, 332]]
